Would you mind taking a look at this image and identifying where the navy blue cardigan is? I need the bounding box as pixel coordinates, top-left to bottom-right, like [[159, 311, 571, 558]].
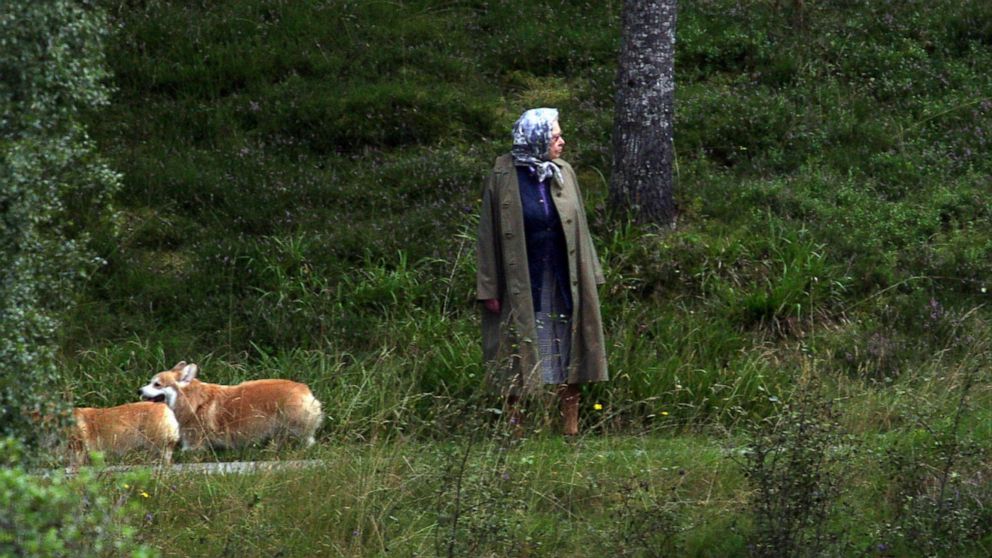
[[516, 166, 573, 314]]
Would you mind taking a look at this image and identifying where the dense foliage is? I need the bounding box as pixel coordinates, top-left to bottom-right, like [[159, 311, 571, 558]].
[[0, 441, 156, 557], [0, 0, 120, 446]]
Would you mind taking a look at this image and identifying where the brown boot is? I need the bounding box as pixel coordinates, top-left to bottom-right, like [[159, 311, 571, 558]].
[[559, 384, 580, 436]]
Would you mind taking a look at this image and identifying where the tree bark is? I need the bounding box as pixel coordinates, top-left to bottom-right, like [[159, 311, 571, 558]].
[[609, 0, 677, 226]]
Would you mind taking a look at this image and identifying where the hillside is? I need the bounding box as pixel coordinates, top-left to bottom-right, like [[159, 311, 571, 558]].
[[70, 0, 992, 415]]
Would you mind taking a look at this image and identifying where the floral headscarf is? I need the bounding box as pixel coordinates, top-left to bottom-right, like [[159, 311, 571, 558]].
[[511, 108, 563, 185]]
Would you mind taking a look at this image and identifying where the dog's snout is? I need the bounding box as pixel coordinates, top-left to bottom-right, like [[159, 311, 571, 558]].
[[137, 388, 143, 395]]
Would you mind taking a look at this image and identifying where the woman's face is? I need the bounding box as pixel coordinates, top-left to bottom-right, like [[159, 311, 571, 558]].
[[547, 121, 565, 160]]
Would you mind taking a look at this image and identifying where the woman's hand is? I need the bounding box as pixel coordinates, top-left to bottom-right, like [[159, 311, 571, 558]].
[[483, 298, 501, 314]]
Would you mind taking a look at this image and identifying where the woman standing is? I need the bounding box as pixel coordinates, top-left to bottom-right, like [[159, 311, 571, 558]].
[[476, 108, 608, 436]]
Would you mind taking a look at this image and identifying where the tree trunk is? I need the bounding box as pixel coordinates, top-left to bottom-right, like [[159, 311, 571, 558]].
[[609, 0, 677, 226]]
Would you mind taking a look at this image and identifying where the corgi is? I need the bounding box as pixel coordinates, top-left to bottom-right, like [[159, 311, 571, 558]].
[[71, 402, 180, 466], [138, 361, 323, 451]]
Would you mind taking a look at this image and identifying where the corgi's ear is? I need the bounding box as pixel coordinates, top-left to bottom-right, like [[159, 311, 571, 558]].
[[178, 363, 199, 384], [172, 361, 187, 370]]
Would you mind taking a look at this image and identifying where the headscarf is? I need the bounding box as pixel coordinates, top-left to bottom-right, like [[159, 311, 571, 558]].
[[511, 108, 563, 185]]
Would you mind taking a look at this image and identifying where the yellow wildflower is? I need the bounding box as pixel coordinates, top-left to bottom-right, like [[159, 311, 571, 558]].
[[593, 403, 603, 411]]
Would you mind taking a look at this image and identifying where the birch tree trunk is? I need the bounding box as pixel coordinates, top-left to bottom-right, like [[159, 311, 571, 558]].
[[609, 0, 677, 226]]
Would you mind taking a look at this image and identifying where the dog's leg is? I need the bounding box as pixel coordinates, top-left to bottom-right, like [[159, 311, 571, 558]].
[[161, 445, 174, 466], [69, 449, 87, 471], [180, 434, 201, 452]]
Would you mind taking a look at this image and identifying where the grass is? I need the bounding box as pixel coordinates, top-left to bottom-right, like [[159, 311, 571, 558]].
[[123, 406, 991, 557], [47, 0, 992, 554], [57, 336, 992, 555], [134, 434, 744, 557]]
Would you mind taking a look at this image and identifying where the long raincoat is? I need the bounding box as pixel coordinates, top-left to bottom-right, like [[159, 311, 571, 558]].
[[477, 153, 608, 396]]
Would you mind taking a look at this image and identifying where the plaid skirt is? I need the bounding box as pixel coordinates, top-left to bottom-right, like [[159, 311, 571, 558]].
[[535, 267, 572, 384]]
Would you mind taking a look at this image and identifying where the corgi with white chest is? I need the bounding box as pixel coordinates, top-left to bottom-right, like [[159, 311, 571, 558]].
[[71, 402, 180, 466], [138, 361, 323, 451]]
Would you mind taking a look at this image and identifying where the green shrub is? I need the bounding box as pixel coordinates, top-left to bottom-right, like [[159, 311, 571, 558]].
[[0, 0, 120, 446], [0, 440, 157, 557], [738, 380, 855, 557]]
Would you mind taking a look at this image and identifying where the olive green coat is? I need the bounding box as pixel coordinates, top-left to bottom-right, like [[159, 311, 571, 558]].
[[476, 154, 608, 396]]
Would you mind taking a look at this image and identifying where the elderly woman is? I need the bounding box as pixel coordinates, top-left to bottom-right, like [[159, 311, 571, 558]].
[[476, 108, 608, 436]]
